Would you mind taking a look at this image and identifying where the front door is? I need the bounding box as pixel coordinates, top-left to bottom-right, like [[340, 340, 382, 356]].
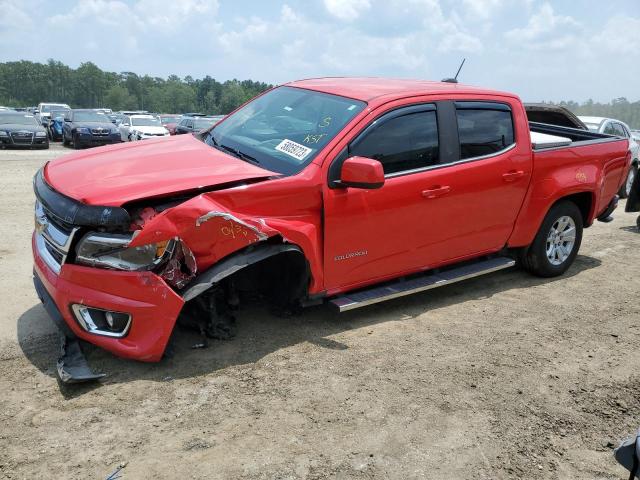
[[322, 100, 531, 293]]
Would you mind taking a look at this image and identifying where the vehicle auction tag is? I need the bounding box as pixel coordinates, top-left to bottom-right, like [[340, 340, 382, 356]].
[[275, 139, 313, 162]]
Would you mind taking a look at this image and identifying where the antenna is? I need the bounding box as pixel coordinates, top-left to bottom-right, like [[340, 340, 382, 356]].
[[442, 58, 466, 84]]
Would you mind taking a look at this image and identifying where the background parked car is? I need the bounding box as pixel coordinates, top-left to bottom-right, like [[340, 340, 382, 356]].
[[118, 114, 169, 141], [36, 102, 70, 125], [46, 109, 68, 141], [175, 115, 224, 134], [0, 111, 49, 149], [579, 116, 639, 198], [159, 114, 183, 135], [62, 109, 121, 149]]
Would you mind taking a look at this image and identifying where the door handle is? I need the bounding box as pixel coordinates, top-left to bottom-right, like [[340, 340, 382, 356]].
[[502, 170, 525, 182], [422, 185, 451, 199]]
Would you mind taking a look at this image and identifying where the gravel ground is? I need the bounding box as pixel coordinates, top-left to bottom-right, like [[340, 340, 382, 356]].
[[0, 143, 639, 479]]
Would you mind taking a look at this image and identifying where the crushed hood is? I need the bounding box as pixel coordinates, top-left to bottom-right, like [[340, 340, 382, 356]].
[[44, 134, 277, 206]]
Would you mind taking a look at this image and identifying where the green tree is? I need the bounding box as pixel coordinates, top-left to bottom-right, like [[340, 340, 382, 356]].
[[104, 85, 137, 111]]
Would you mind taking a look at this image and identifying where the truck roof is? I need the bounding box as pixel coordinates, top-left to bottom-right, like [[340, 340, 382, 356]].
[[285, 77, 517, 103]]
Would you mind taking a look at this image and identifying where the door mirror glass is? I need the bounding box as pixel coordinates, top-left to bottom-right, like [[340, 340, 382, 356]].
[[339, 156, 385, 189]]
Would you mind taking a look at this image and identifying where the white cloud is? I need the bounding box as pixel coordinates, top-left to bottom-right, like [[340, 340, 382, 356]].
[[504, 3, 582, 50], [461, 0, 503, 20], [324, 0, 371, 21], [0, 0, 35, 29], [594, 16, 640, 55]]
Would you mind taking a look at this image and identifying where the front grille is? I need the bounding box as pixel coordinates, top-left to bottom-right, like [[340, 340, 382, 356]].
[[35, 200, 78, 274], [11, 131, 34, 145], [91, 128, 110, 136]]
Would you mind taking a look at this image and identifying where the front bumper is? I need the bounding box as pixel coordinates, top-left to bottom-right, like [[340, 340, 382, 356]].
[[32, 232, 184, 361], [0, 133, 48, 148], [76, 132, 122, 147]]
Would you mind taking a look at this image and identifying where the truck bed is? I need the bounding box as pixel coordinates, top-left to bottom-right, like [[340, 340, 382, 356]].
[[529, 121, 620, 151]]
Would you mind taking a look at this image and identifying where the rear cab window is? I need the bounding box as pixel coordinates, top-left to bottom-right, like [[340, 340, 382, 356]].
[[455, 102, 515, 160]]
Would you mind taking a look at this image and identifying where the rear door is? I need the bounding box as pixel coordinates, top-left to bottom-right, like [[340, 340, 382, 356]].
[[323, 99, 532, 292]]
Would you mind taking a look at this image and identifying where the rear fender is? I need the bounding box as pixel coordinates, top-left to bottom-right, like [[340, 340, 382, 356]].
[[508, 165, 598, 247]]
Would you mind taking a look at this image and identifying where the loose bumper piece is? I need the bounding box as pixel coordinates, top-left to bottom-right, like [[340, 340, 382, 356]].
[[33, 272, 105, 383]]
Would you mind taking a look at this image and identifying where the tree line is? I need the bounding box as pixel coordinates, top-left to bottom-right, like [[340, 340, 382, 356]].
[[558, 98, 640, 130], [0, 60, 271, 114], [1, 60, 639, 127]]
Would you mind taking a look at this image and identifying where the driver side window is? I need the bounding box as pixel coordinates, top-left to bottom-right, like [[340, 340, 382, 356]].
[[349, 108, 439, 176]]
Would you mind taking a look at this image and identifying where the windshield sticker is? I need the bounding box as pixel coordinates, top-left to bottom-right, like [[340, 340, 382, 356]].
[[275, 139, 313, 162], [347, 105, 357, 111], [283, 106, 292, 111]]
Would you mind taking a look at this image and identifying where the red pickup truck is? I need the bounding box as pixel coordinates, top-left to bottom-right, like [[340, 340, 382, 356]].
[[32, 78, 630, 382]]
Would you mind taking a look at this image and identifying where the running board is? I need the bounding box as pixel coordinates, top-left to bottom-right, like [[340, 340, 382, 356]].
[[329, 257, 515, 312]]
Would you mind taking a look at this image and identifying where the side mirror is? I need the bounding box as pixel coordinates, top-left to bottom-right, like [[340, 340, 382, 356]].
[[122, 123, 130, 127], [338, 156, 385, 189]]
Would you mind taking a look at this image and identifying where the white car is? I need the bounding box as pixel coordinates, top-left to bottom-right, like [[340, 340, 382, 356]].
[[37, 102, 71, 123], [579, 116, 639, 198], [118, 114, 169, 141]]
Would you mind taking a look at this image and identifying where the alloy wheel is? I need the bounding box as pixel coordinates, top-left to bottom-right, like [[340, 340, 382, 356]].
[[546, 215, 576, 266]]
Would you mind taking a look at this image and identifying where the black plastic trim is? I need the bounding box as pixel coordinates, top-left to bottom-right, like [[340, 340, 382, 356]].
[[33, 168, 130, 230], [436, 100, 459, 165], [454, 101, 512, 111]]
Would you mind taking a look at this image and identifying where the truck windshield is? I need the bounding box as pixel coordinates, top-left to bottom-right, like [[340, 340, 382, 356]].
[[207, 86, 366, 175], [41, 105, 69, 113]]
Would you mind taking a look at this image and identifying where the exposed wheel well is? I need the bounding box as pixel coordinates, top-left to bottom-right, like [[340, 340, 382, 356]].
[[555, 192, 592, 227], [181, 242, 311, 306]]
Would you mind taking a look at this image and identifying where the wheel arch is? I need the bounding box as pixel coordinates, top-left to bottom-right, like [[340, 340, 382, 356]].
[[181, 241, 311, 303], [508, 189, 595, 248]]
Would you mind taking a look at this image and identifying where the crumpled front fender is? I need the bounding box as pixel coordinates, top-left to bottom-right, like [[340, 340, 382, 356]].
[[128, 194, 281, 274]]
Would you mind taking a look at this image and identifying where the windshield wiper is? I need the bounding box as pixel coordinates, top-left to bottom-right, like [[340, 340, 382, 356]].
[[217, 141, 260, 166]]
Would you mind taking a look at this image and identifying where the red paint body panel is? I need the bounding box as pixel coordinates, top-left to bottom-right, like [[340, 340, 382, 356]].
[[507, 140, 628, 246], [321, 94, 533, 291], [44, 134, 276, 206], [33, 78, 630, 362], [33, 234, 184, 361]]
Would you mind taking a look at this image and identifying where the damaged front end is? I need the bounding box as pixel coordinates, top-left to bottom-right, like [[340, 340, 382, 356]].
[[33, 167, 312, 384]]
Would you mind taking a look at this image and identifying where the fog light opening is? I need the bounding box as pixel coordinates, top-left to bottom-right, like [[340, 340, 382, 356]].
[[71, 304, 132, 338]]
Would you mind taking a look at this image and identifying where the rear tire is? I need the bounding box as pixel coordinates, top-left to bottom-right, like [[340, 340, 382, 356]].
[[618, 163, 637, 199], [521, 201, 583, 277]]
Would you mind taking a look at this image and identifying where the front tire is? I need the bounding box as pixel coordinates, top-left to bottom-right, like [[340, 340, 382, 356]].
[[72, 133, 80, 149], [618, 163, 638, 199], [521, 201, 583, 277]]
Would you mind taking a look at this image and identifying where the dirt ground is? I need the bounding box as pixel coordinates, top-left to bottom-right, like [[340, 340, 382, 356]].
[[0, 143, 639, 479]]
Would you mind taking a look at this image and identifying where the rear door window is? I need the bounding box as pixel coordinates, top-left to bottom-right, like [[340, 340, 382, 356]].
[[455, 103, 515, 160]]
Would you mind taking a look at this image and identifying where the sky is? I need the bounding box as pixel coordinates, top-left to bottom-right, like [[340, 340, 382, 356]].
[[0, 0, 638, 102]]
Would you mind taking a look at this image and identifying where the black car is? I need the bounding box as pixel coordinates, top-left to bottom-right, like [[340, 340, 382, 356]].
[[0, 111, 49, 149], [175, 115, 224, 135], [62, 109, 122, 149]]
